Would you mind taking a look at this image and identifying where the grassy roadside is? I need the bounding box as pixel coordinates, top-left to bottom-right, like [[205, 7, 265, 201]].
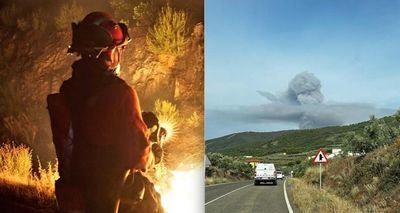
[[289, 178, 361, 213], [205, 176, 250, 186]]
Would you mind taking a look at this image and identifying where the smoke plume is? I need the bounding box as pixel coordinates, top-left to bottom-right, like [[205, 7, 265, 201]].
[[210, 71, 393, 132]]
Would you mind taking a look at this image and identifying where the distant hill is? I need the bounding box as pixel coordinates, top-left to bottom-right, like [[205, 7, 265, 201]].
[[206, 116, 397, 156]]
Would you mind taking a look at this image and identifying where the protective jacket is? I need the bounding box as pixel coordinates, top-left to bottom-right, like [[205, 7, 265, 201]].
[[49, 58, 150, 212], [61, 58, 149, 172]]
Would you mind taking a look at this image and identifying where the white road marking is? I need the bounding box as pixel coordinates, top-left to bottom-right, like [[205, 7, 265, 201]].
[[205, 183, 252, 206], [284, 179, 294, 213]]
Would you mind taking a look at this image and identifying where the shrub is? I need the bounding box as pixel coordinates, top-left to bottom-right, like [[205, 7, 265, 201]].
[[133, 1, 154, 26], [322, 140, 400, 211], [35, 158, 59, 189], [0, 142, 58, 208], [303, 166, 324, 185], [292, 158, 312, 177], [55, 0, 84, 30], [109, 0, 133, 24], [207, 152, 253, 178], [146, 6, 189, 57], [0, 142, 58, 188], [344, 115, 399, 154], [0, 143, 32, 182]]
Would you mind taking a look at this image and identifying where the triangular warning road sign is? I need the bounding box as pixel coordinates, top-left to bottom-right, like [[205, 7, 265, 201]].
[[313, 148, 328, 163]]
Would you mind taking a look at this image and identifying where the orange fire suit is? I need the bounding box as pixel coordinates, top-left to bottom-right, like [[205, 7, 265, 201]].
[[59, 58, 150, 212]]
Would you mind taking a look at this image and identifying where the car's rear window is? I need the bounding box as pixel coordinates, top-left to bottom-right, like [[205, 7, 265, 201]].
[[256, 164, 274, 170]]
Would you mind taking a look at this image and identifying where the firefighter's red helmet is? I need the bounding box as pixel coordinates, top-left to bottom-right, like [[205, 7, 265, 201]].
[[68, 12, 131, 54]]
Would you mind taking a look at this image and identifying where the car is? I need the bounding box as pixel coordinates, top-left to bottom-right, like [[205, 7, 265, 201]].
[[254, 163, 277, 185], [276, 171, 284, 179]]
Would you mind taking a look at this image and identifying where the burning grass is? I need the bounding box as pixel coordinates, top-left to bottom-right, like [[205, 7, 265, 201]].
[[150, 99, 204, 212]]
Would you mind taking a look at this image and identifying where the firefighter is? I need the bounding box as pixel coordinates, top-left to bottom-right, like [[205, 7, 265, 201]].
[[48, 12, 150, 213]]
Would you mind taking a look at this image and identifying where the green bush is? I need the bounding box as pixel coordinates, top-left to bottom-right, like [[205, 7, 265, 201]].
[[343, 115, 400, 154], [55, 0, 84, 30], [207, 152, 253, 178], [146, 6, 188, 57], [293, 158, 313, 177]]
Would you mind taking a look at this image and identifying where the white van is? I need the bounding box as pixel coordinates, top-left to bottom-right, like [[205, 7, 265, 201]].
[[254, 163, 277, 185]]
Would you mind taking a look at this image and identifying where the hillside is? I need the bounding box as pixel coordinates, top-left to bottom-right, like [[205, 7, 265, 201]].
[[206, 115, 397, 156]]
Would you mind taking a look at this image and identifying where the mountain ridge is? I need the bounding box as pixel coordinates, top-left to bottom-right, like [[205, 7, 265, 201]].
[[206, 115, 397, 156]]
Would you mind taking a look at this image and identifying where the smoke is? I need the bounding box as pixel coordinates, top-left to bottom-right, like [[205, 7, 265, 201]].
[[288, 72, 324, 105], [209, 72, 394, 132], [258, 72, 324, 105]]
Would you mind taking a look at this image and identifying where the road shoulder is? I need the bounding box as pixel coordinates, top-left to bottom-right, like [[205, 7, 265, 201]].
[[285, 178, 300, 213]]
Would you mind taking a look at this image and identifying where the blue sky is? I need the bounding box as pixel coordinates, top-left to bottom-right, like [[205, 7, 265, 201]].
[[206, 0, 400, 139]]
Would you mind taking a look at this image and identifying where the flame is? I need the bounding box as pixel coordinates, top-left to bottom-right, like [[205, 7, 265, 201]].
[[156, 168, 204, 213], [158, 120, 178, 144]]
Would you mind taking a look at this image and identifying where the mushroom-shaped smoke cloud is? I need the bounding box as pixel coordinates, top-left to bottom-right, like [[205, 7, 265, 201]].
[[210, 71, 393, 133], [258, 71, 323, 105]]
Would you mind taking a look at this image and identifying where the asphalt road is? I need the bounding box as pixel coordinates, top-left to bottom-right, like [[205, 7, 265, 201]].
[[205, 179, 297, 213]]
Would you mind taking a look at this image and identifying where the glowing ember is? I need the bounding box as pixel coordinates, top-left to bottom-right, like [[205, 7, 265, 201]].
[[157, 168, 204, 213]]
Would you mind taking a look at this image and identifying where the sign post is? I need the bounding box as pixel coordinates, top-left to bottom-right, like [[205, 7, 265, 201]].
[[312, 148, 328, 190]]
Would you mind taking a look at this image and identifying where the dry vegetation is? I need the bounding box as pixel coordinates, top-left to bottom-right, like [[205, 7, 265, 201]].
[[293, 138, 400, 212], [147, 6, 188, 57], [0, 143, 58, 210], [205, 177, 228, 185], [289, 178, 361, 213]]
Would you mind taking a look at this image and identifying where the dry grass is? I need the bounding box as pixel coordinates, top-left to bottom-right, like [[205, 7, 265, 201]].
[[0, 142, 32, 182], [205, 177, 228, 185], [0, 143, 57, 209], [289, 178, 361, 213]]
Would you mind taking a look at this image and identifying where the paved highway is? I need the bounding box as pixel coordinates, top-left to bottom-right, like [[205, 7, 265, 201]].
[[205, 179, 297, 213]]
